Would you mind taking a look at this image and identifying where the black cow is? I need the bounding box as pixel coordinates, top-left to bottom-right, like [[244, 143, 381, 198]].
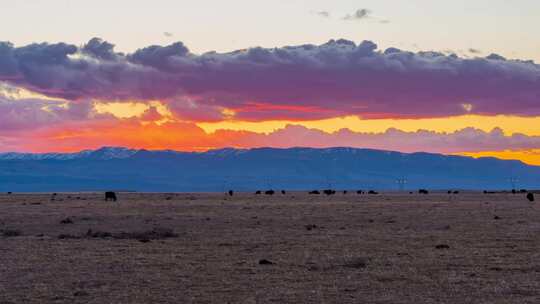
[[357, 190, 364, 195], [105, 191, 117, 202], [281, 190, 286, 195], [527, 193, 535, 202], [368, 190, 378, 195], [265, 190, 275, 195], [228, 190, 234, 196], [255, 190, 262, 195], [419, 189, 429, 195], [323, 189, 336, 196], [309, 190, 320, 195]]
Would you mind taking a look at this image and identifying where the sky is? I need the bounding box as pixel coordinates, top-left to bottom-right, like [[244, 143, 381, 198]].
[[1, 0, 540, 165]]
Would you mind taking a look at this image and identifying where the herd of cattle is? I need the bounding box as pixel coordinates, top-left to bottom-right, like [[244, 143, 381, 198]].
[[6, 189, 534, 202], [3, 189, 536, 202], [222, 188, 534, 202]]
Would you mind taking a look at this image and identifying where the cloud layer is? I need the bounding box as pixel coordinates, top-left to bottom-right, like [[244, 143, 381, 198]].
[[1, 38, 539, 122], [1, 38, 540, 163], [6, 119, 540, 156]]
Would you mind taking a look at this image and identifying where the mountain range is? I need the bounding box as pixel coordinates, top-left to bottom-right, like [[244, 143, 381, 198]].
[[0, 147, 538, 192]]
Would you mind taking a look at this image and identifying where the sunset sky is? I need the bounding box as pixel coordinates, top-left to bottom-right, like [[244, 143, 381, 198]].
[[1, 0, 540, 165]]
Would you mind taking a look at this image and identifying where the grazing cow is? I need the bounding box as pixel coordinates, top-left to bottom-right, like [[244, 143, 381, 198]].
[[343, 191, 348, 195], [265, 190, 275, 195], [255, 190, 262, 195], [105, 191, 117, 202], [281, 190, 286, 195], [419, 189, 429, 195], [309, 190, 320, 195], [323, 189, 336, 196], [512, 189, 517, 194], [357, 190, 364, 195], [453, 191, 460, 194], [527, 193, 535, 202], [368, 190, 378, 195], [228, 190, 234, 196]]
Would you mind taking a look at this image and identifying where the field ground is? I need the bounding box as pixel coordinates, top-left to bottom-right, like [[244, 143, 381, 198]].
[[1, 191, 539, 303]]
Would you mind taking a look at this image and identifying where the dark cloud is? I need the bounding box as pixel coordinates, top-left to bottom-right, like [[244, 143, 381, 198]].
[[0, 38, 539, 120], [343, 9, 371, 20], [82, 38, 118, 61], [127, 42, 190, 70], [486, 53, 506, 61]]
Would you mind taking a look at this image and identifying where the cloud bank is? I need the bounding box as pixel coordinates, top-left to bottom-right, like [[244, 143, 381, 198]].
[[0, 38, 539, 122]]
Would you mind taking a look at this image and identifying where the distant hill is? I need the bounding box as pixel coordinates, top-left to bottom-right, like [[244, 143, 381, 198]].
[[0, 147, 538, 192]]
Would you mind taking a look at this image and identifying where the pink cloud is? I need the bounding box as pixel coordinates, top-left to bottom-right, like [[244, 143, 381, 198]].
[[214, 125, 540, 154]]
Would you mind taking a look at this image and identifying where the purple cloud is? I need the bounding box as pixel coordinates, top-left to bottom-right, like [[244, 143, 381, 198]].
[[0, 38, 539, 120]]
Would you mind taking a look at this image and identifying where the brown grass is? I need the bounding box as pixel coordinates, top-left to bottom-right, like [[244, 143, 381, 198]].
[[0, 191, 539, 303]]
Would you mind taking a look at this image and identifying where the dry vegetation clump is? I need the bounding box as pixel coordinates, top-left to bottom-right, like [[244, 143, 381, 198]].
[[114, 227, 178, 240], [341, 257, 368, 269], [57, 227, 178, 241], [258, 259, 274, 265], [85, 229, 112, 238], [1, 228, 21, 237], [304, 224, 318, 231], [59, 217, 74, 224], [435, 244, 450, 249]]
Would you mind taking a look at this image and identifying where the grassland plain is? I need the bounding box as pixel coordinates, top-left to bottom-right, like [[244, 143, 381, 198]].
[[1, 191, 539, 303]]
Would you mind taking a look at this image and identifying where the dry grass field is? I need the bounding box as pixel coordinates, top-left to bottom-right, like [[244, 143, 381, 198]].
[[1, 191, 539, 304]]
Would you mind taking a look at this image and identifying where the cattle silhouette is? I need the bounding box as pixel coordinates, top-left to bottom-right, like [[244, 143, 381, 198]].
[[105, 192, 117, 202], [265, 190, 275, 195], [255, 190, 262, 195], [309, 190, 320, 195], [368, 190, 378, 195], [419, 189, 429, 195], [343, 190, 348, 194], [357, 190, 364, 195], [281, 190, 286, 195], [527, 193, 535, 202], [323, 189, 336, 195], [228, 190, 234, 196]]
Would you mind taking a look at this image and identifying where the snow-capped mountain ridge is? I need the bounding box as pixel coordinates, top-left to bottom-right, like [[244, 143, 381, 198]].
[[0, 146, 537, 191], [0, 147, 138, 160]]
